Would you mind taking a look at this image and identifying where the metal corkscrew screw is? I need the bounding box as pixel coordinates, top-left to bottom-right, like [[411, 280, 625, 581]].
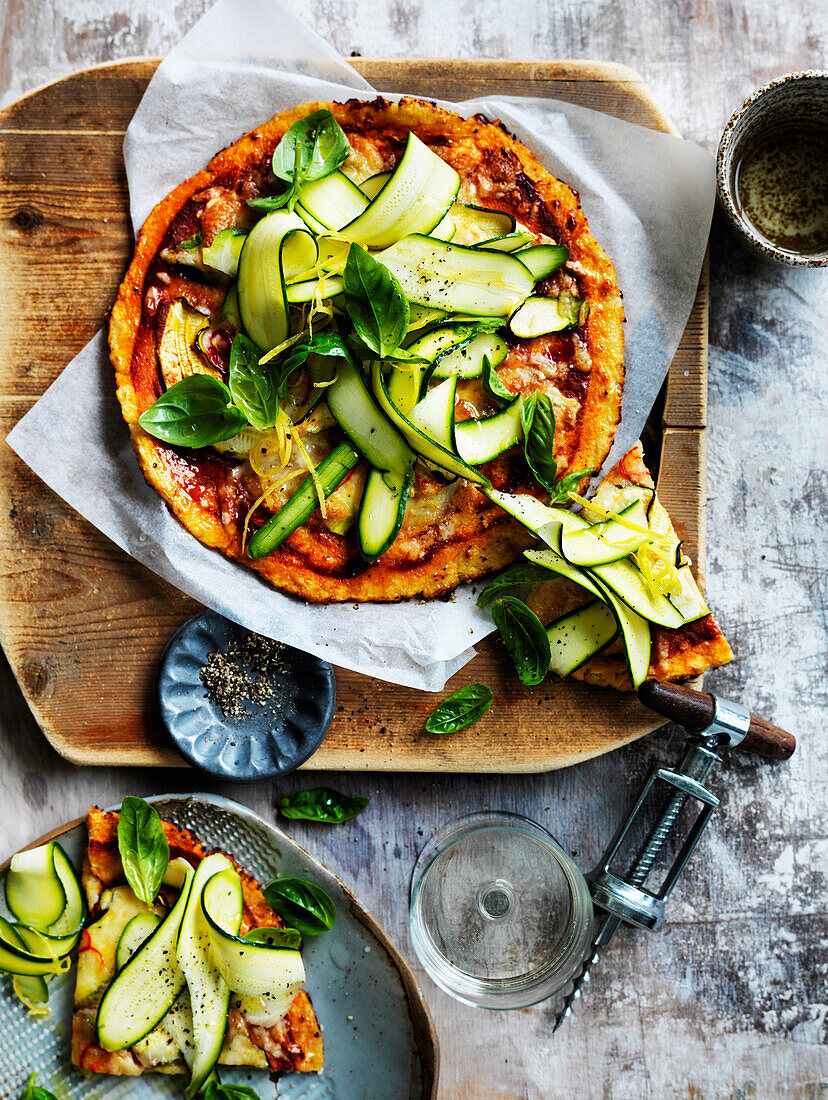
[[553, 683, 796, 1032]]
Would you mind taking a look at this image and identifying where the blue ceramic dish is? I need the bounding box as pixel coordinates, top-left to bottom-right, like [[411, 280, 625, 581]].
[[155, 611, 336, 780], [0, 794, 438, 1099]]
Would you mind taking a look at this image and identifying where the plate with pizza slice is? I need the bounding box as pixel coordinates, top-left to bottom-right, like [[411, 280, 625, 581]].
[[0, 794, 438, 1099]]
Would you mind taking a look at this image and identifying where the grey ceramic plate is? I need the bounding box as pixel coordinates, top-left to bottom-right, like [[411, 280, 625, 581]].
[[0, 794, 438, 1100]]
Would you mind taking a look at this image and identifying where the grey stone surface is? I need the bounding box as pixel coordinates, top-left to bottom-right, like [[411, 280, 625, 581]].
[[0, 3, 826, 1097]]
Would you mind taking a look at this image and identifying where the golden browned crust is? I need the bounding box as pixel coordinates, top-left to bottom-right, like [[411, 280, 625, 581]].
[[73, 807, 323, 1077], [110, 96, 625, 602]]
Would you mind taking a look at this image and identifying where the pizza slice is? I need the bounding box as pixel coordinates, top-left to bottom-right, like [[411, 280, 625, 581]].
[[71, 806, 323, 1080], [513, 443, 732, 690]]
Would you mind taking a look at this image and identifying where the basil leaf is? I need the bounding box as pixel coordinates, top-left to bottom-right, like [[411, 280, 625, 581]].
[[279, 787, 369, 824], [20, 1074, 59, 1100], [346, 334, 430, 366], [281, 331, 355, 377], [243, 926, 302, 950], [116, 796, 170, 908], [425, 683, 494, 734], [477, 561, 551, 608], [272, 109, 350, 185], [247, 193, 293, 212], [263, 878, 336, 936], [481, 354, 515, 407], [547, 467, 595, 504], [138, 375, 247, 448], [491, 596, 551, 686], [343, 244, 409, 358], [203, 1081, 263, 1100], [521, 391, 559, 493], [228, 333, 283, 429], [177, 232, 202, 251]]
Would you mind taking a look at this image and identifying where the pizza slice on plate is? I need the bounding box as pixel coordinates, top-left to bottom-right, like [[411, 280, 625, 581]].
[[488, 443, 732, 690], [71, 807, 323, 1080]]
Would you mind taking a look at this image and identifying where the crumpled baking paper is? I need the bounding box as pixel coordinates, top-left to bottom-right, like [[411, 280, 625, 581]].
[[6, 0, 714, 690]]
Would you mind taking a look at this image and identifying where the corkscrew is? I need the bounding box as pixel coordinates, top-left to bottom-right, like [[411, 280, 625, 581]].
[[553, 680, 796, 1032]]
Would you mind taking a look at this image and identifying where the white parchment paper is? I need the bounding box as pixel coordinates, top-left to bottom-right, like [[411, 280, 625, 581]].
[[6, 0, 715, 690]]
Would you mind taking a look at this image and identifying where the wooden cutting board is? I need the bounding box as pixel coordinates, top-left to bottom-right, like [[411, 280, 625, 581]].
[[0, 58, 707, 770]]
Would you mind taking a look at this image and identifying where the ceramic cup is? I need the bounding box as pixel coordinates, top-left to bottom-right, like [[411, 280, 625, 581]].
[[716, 70, 828, 266]]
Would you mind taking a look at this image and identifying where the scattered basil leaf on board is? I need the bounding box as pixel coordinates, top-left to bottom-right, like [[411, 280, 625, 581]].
[[481, 354, 515, 406], [521, 391, 559, 493], [547, 467, 595, 504], [243, 926, 302, 950], [263, 878, 337, 936], [255, 109, 351, 213], [425, 684, 494, 734], [138, 375, 247, 448], [279, 787, 369, 824], [491, 596, 551, 687], [343, 244, 409, 357], [116, 796, 170, 907], [203, 1081, 263, 1100], [476, 561, 551, 608], [20, 1074, 59, 1100], [228, 333, 281, 429]]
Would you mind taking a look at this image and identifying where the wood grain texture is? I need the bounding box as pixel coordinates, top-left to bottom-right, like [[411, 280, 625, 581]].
[[0, 59, 706, 770], [0, 5, 825, 1099]]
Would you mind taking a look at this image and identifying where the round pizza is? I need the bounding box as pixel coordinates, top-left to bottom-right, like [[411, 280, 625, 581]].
[[110, 96, 624, 602]]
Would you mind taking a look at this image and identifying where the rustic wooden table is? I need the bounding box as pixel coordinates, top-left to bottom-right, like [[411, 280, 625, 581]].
[[0, 3, 825, 1099]]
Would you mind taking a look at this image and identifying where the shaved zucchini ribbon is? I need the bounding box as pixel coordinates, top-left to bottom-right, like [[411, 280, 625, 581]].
[[1, 842, 85, 1014]]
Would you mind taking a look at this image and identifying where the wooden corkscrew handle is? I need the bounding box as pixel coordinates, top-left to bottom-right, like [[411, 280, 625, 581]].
[[637, 680, 796, 760]]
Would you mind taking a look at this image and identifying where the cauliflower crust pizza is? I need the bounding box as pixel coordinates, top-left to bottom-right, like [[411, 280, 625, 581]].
[[110, 96, 625, 603], [72, 807, 323, 1079]]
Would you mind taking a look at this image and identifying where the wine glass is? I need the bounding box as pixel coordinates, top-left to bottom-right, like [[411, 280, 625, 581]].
[[409, 811, 593, 1009]]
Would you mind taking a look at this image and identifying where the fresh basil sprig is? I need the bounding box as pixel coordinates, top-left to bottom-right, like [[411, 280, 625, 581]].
[[520, 391, 559, 493], [477, 561, 550, 609], [491, 596, 551, 686], [138, 375, 247, 448], [116, 796, 170, 908], [425, 683, 494, 734], [343, 244, 409, 358], [279, 787, 369, 825], [227, 332, 292, 429], [243, 926, 302, 950], [548, 467, 594, 503], [263, 878, 336, 936], [481, 354, 515, 407], [203, 1081, 263, 1100], [248, 109, 350, 214], [20, 1074, 59, 1100]]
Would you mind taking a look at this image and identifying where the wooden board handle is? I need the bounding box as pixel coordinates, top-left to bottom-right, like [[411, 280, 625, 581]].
[[637, 681, 796, 760]]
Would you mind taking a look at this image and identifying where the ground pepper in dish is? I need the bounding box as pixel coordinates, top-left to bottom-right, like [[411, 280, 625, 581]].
[[199, 633, 291, 720]]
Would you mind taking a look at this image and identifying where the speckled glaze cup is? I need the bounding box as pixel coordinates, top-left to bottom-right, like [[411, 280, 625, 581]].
[[716, 70, 828, 266]]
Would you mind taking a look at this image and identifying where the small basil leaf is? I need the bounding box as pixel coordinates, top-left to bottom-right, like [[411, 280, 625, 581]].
[[203, 1081, 263, 1100], [343, 244, 409, 358], [20, 1074, 59, 1100], [476, 561, 551, 608], [116, 796, 170, 908], [272, 109, 350, 185], [491, 596, 551, 686], [281, 331, 355, 378], [481, 354, 515, 407], [425, 683, 494, 734], [263, 877, 336, 936], [521, 391, 559, 493], [228, 333, 282, 429], [547, 468, 595, 504], [279, 787, 369, 824], [247, 193, 293, 211], [177, 232, 202, 251], [243, 926, 302, 950], [138, 375, 247, 448]]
